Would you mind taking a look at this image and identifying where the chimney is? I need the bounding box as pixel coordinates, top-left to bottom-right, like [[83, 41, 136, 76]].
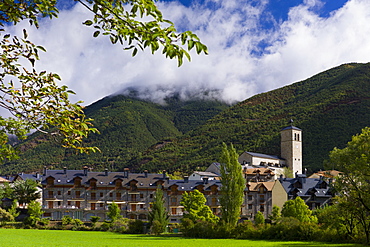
[[105, 168, 108, 176], [63, 167, 67, 174], [144, 170, 148, 178], [124, 168, 129, 178], [35, 172, 39, 179], [279, 174, 283, 182], [295, 171, 298, 178], [184, 176, 189, 183], [83, 166, 88, 176], [202, 177, 209, 184], [43, 166, 47, 176], [162, 170, 166, 179]]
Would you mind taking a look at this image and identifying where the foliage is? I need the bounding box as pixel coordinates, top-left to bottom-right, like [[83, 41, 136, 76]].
[[268, 205, 281, 224], [126, 219, 145, 234], [254, 211, 265, 226], [219, 143, 245, 227], [62, 215, 73, 226], [328, 127, 370, 244], [7, 200, 19, 219], [281, 197, 317, 223], [107, 201, 121, 222], [3, 95, 228, 173], [24, 201, 43, 227], [90, 216, 100, 228], [0, 207, 14, 225], [133, 62, 370, 174], [0, 0, 207, 166], [148, 187, 168, 235], [180, 189, 219, 224], [12, 179, 40, 206]]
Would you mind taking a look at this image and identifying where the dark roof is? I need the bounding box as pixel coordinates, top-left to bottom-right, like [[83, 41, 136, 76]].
[[281, 126, 302, 131], [168, 179, 222, 191], [42, 169, 169, 188], [279, 177, 331, 198]]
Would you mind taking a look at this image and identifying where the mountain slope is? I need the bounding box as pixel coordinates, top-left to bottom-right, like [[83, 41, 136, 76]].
[[131, 63, 370, 173], [1, 95, 229, 174]]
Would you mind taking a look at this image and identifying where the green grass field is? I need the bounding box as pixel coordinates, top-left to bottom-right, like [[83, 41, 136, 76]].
[[0, 229, 362, 247]]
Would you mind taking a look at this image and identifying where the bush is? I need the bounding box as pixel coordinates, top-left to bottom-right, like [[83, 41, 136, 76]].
[[62, 215, 73, 226], [127, 220, 144, 234]]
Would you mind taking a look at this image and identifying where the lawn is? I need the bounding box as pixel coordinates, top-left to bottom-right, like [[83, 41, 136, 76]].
[[0, 229, 362, 247]]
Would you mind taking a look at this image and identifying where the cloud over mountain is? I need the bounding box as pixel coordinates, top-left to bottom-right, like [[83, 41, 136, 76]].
[[5, 0, 370, 105]]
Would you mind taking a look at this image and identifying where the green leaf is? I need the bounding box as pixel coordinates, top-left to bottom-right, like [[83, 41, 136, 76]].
[[83, 20, 93, 26], [132, 48, 138, 57], [93, 31, 100, 38]]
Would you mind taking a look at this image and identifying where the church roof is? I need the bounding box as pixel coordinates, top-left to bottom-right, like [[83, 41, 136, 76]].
[[281, 125, 302, 131], [245, 152, 283, 160]]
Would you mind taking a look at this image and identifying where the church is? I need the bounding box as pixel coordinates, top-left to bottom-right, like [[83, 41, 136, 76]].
[[238, 121, 303, 175]]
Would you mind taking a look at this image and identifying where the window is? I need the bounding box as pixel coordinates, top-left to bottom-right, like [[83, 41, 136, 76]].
[[109, 193, 113, 197], [91, 192, 96, 200], [140, 193, 144, 198], [100, 192, 103, 197], [100, 203, 104, 208], [259, 195, 265, 201], [150, 194, 153, 198], [75, 191, 80, 198], [172, 208, 177, 215], [248, 204, 252, 210], [259, 187, 265, 193], [116, 192, 121, 199], [68, 201, 71, 206], [67, 191, 71, 195], [247, 195, 253, 201], [260, 204, 264, 212], [57, 191, 61, 195]]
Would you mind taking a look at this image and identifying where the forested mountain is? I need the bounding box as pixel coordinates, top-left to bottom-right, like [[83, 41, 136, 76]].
[[3, 62, 370, 175], [1, 95, 229, 174], [131, 63, 370, 174]]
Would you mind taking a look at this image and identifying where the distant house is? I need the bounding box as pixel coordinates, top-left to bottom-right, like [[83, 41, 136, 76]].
[[244, 180, 287, 219], [279, 174, 333, 210], [243, 167, 276, 182], [189, 171, 220, 180]]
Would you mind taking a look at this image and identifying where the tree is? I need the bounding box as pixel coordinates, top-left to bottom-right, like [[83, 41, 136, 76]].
[[0, 0, 207, 161], [148, 186, 168, 235], [180, 189, 219, 224], [0, 207, 14, 226], [107, 201, 121, 222], [268, 205, 281, 224], [281, 197, 317, 223], [254, 211, 264, 226], [24, 200, 44, 227], [328, 127, 370, 243], [12, 179, 40, 206], [219, 143, 245, 227]]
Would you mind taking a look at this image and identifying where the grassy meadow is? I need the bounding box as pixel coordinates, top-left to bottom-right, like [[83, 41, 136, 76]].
[[0, 229, 363, 247]]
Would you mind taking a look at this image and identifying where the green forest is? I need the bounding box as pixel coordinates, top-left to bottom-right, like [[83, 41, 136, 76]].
[[3, 62, 370, 175]]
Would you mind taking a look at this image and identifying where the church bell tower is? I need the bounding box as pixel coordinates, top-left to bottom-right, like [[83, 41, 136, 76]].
[[280, 120, 302, 174]]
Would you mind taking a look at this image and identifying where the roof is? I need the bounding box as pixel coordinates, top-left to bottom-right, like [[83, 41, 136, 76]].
[[281, 125, 302, 131], [247, 181, 276, 192], [279, 177, 332, 198], [308, 170, 342, 179], [0, 177, 9, 183], [245, 152, 283, 160], [191, 171, 220, 177], [244, 168, 275, 175], [42, 169, 169, 189], [168, 179, 222, 191]]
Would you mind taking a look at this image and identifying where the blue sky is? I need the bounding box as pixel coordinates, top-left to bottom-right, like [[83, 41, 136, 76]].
[[6, 0, 369, 105]]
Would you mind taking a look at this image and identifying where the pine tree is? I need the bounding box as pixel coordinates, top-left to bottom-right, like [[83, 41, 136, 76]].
[[148, 186, 169, 235], [219, 143, 245, 226]]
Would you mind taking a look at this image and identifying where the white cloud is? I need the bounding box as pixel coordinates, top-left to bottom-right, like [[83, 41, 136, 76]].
[[4, 0, 370, 107]]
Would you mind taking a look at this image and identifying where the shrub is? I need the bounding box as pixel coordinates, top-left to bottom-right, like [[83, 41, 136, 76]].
[[127, 220, 144, 234]]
